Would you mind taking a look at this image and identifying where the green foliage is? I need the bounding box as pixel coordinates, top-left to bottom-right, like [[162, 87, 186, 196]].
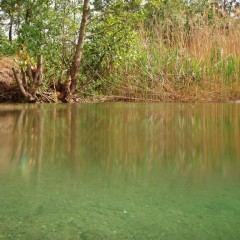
[[0, 31, 17, 56], [1, 0, 240, 98], [1, 0, 144, 91], [70, 0, 144, 93]]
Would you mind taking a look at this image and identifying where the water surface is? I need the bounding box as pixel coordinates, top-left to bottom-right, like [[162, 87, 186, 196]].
[[0, 103, 240, 239]]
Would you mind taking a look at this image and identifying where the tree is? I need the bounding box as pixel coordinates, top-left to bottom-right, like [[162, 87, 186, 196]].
[[64, 0, 90, 101], [0, 0, 24, 43], [62, 0, 143, 100], [0, 0, 145, 101]]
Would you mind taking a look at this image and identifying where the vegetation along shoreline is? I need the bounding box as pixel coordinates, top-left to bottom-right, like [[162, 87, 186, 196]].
[[1, 0, 240, 103]]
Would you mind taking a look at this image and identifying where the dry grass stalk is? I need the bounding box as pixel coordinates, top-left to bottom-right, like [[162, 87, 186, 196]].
[[107, 13, 240, 102]]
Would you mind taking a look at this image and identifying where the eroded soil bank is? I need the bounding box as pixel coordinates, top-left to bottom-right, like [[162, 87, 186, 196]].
[[0, 58, 22, 102]]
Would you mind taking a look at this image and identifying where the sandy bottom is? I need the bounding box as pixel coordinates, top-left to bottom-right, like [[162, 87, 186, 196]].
[[0, 166, 240, 240]]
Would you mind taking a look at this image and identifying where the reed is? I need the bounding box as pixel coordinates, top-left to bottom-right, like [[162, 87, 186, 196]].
[[106, 10, 240, 102]]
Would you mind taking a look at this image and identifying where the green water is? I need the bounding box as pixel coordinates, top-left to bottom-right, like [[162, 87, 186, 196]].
[[0, 103, 240, 240]]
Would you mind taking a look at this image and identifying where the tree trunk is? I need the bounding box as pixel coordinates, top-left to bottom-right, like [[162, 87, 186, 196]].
[[9, 19, 13, 43], [12, 55, 43, 102], [29, 55, 43, 97], [64, 0, 90, 101]]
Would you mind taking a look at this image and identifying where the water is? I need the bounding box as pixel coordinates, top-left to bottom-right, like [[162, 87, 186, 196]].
[[0, 103, 239, 240]]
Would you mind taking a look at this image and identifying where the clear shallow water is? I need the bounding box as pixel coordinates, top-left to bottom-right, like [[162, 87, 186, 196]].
[[0, 103, 240, 240]]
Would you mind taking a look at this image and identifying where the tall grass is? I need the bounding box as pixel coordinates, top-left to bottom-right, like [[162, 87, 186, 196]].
[[107, 9, 240, 102]]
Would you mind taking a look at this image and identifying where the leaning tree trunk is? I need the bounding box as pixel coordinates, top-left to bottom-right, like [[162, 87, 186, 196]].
[[63, 0, 90, 102], [12, 55, 43, 102]]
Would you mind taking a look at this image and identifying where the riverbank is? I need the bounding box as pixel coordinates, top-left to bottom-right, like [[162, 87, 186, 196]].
[[0, 58, 22, 102], [0, 57, 240, 103], [1, 1, 240, 104]]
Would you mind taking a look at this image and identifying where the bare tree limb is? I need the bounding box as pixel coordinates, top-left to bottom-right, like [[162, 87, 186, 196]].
[[12, 68, 31, 99], [21, 67, 28, 89], [29, 55, 43, 97], [27, 63, 33, 82], [33, 55, 43, 83]]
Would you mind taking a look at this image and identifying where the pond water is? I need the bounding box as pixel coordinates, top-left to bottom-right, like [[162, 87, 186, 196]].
[[0, 103, 240, 240]]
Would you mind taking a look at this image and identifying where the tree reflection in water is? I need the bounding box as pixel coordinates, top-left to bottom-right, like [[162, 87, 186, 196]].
[[0, 103, 239, 181]]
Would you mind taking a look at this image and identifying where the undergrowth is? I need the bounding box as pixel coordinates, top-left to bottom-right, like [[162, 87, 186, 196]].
[[99, 12, 240, 102]]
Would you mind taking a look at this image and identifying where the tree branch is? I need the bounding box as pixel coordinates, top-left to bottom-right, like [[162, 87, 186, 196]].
[[12, 68, 31, 99]]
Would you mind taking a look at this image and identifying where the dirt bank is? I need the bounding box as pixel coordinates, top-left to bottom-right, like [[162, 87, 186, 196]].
[[0, 57, 22, 102]]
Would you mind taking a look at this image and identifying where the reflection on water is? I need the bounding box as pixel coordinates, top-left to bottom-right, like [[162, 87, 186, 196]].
[[0, 103, 240, 239]]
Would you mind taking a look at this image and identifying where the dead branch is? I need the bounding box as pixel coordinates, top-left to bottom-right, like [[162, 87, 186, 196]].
[[20, 67, 28, 89], [27, 63, 33, 82], [12, 68, 31, 99], [29, 55, 43, 97]]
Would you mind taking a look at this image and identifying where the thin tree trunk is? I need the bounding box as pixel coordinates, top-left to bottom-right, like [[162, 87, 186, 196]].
[[9, 19, 13, 43], [29, 55, 43, 97], [64, 0, 90, 101], [62, 3, 67, 66]]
